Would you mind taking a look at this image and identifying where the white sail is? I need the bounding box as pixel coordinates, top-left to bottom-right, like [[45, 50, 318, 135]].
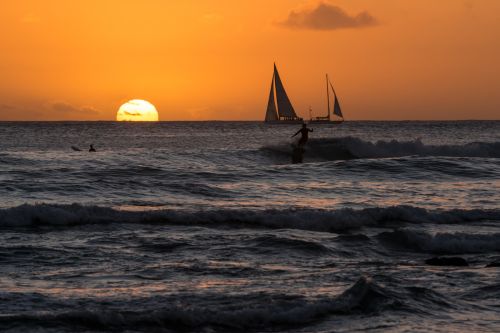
[[265, 73, 279, 121], [273, 64, 298, 119]]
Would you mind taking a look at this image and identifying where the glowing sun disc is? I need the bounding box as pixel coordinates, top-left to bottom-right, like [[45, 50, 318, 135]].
[[117, 99, 159, 121]]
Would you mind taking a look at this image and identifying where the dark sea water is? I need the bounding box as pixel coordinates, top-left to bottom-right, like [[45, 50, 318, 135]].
[[0, 121, 499, 332]]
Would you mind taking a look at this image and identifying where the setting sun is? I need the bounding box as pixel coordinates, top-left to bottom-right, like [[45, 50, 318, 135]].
[[116, 100, 159, 121], [1, 2, 499, 332]]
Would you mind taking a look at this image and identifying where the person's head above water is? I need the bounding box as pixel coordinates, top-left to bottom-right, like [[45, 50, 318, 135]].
[[302, 123, 307, 128]]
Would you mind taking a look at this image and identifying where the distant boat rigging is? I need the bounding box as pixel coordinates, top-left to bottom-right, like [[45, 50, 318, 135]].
[[309, 74, 344, 124]]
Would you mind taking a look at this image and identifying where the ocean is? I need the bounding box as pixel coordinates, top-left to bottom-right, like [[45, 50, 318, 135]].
[[0, 121, 499, 332]]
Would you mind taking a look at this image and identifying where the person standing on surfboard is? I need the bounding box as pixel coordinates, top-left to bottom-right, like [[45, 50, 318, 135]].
[[292, 123, 313, 147]]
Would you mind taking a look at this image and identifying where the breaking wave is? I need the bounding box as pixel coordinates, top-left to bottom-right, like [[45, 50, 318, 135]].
[[261, 137, 500, 161], [1, 203, 498, 231], [0, 277, 407, 331], [0, 276, 460, 332], [248, 235, 331, 254]]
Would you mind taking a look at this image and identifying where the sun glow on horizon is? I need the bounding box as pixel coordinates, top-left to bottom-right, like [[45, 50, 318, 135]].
[[0, 1, 499, 120], [116, 100, 159, 121]]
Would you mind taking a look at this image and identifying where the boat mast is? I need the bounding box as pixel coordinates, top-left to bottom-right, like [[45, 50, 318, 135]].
[[326, 74, 331, 120]]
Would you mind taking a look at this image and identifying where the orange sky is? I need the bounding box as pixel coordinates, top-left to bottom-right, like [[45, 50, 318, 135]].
[[0, 0, 499, 120]]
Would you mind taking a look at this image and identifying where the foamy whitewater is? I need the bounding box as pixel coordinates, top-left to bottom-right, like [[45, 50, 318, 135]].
[[0, 121, 499, 332]]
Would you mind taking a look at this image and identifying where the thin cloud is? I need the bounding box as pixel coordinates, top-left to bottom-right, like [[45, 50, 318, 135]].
[[0, 103, 16, 110], [278, 1, 377, 31], [51, 102, 99, 115], [123, 111, 141, 116], [0, 103, 44, 120]]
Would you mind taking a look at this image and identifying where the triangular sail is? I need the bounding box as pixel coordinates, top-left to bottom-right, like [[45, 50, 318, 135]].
[[333, 94, 343, 118], [326, 74, 331, 119], [274, 65, 298, 119], [265, 73, 278, 121], [329, 80, 343, 118]]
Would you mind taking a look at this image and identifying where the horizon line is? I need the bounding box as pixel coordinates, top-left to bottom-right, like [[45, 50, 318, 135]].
[[0, 119, 498, 122]]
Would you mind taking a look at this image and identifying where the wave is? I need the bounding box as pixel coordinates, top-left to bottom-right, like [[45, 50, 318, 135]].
[[463, 283, 500, 301], [136, 238, 189, 253], [1, 203, 498, 231], [0, 276, 459, 331], [378, 229, 500, 254], [0, 277, 394, 331], [248, 235, 331, 254], [261, 137, 500, 161]]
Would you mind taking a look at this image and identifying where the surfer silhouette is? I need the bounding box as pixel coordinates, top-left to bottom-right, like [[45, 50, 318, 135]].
[[290, 124, 312, 164], [292, 123, 313, 147], [89, 144, 96, 152]]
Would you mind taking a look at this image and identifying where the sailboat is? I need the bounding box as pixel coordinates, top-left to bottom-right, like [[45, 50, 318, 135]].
[[264, 64, 304, 124], [310, 74, 344, 124]]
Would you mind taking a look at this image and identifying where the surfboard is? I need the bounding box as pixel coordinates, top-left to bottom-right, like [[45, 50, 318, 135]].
[[71, 146, 81, 151]]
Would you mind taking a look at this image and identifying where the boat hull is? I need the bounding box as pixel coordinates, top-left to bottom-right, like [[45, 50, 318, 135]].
[[265, 120, 304, 125], [308, 120, 344, 124]]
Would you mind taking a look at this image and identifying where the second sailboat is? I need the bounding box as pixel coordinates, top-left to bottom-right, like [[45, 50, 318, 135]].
[[309, 74, 344, 124]]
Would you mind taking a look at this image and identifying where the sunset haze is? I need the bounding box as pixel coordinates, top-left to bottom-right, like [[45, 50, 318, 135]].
[[1, 0, 499, 120]]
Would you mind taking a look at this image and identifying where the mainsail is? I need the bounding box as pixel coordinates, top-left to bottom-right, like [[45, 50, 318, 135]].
[[265, 64, 301, 122], [273, 64, 298, 119], [329, 80, 343, 118], [265, 73, 279, 121]]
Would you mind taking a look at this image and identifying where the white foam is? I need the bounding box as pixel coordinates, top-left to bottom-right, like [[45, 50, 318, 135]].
[[263, 137, 500, 161]]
